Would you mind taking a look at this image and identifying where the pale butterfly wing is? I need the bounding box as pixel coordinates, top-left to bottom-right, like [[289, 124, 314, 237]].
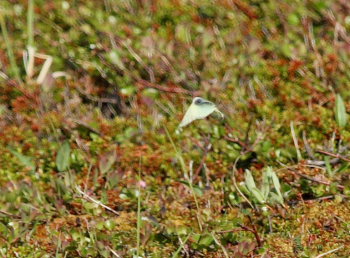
[[214, 108, 224, 119], [178, 103, 217, 128]]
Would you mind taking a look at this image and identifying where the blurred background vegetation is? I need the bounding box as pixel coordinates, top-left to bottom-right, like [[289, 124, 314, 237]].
[[1, 0, 350, 257]]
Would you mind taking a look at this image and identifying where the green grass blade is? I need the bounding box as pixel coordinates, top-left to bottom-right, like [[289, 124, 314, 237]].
[[261, 170, 270, 200], [270, 169, 283, 203], [171, 234, 191, 258], [136, 158, 142, 257], [244, 169, 256, 192], [335, 94, 348, 128], [27, 0, 34, 47], [164, 125, 203, 231], [56, 141, 71, 172], [8, 148, 35, 171], [0, 14, 21, 82], [251, 187, 266, 204]]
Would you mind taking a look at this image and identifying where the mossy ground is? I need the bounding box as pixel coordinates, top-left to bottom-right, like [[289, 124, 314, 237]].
[[1, 0, 350, 257]]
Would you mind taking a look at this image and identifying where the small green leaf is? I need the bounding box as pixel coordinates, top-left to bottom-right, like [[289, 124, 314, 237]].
[[261, 171, 270, 200], [287, 13, 300, 25], [56, 141, 71, 172], [244, 170, 256, 192], [0, 222, 9, 235], [269, 168, 283, 203], [99, 150, 116, 174], [334, 162, 349, 174], [270, 192, 284, 205], [8, 148, 35, 171], [198, 234, 214, 247], [192, 233, 201, 243], [251, 187, 266, 204], [270, 169, 280, 192], [335, 94, 348, 128]]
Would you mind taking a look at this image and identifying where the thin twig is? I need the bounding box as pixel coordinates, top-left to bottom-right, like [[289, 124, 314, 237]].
[[0, 71, 8, 80], [211, 232, 229, 258], [316, 149, 350, 162], [287, 168, 344, 190], [71, 119, 102, 136], [304, 195, 348, 203], [302, 131, 315, 159], [232, 158, 255, 210], [230, 0, 258, 19], [290, 122, 302, 161], [137, 79, 196, 95], [225, 120, 266, 155], [306, 158, 339, 166], [216, 228, 244, 234], [108, 247, 121, 258], [172, 234, 191, 258], [326, 10, 350, 44], [84, 163, 93, 193], [224, 136, 249, 150], [75, 86, 120, 104], [247, 216, 262, 247], [164, 125, 203, 231], [244, 117, 253, 144], [239, 220, 262, 248], [75, 186, 119, 215], [0, 210, 21, 219], [315, 245, 344, 258], [194, 139, 211, 178], [301, 164, 326, 171]]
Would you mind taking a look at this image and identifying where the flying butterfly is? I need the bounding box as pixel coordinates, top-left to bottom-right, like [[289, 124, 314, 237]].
[[178, 97, 224, 128]]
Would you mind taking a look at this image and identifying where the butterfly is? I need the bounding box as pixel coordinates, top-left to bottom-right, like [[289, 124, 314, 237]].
[[178, 97, 224, 128]]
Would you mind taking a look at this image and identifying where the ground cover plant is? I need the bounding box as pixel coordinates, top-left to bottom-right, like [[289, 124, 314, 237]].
[[1, 0, 350, 257]]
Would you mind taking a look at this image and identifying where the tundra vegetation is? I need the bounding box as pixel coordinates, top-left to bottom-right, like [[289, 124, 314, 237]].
[[1, 0, 350, 257]]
